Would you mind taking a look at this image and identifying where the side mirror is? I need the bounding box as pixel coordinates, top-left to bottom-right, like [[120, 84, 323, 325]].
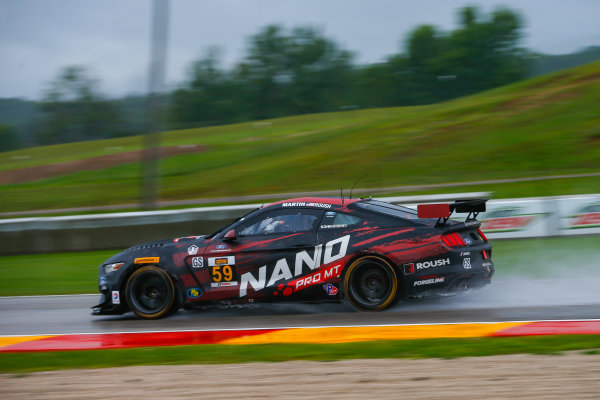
[[223, 229, 236, 242]]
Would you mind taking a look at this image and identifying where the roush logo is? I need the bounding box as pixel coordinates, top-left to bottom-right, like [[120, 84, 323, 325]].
[[414, 277, 445, 286], [415, 258, 450, 270]]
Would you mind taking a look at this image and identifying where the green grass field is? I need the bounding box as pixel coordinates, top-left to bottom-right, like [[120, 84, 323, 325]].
[[1, 335, 599, 373], [1, 236, 598, 296], [1, 62, 599, 213]]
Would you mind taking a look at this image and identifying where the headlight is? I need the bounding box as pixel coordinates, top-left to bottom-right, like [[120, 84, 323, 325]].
[[104, 262, 124, 274]]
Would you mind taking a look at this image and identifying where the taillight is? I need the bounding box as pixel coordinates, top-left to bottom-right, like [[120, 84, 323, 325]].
[[482, 250, 488, 259], [442, 232, 466, 247], [477, 229, 488, 242]]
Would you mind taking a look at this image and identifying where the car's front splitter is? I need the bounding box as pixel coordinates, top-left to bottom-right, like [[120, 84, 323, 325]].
[[91, 292, 126, 315]]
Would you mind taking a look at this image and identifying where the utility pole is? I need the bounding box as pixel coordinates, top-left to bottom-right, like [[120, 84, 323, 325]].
[[141, 0, 169, 210]]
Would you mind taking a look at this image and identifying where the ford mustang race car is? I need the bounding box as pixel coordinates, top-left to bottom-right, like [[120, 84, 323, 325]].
[[93, 197, 493, 319]]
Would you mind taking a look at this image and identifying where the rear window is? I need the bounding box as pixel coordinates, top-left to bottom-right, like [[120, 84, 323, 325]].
[[319, 212, 362, 230], [355, 200, 419, 220]]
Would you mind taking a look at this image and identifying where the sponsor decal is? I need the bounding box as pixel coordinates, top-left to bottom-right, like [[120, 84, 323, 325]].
[[415, 258, 450, 270], [480, 207, 542, 232], [306, 202, 332, 209], [186, 288, 202, 298], [173, 236, 203, 243], [403, 263, 415, 275], [282, 202, 332, 209], [320, 224, 348, 229], [208, 256, 236, 266], [571, 213, 600, 227], [463, 258, 471, 269], [464, 220, 479, 226], [482, 262, 493, 267], [239, 235, 350, 297], [216, 244, 228, 250], [99, 277, 107, 286], [414, 277, 445, 286], [192, 257, 204, 268], [460, 252, 471, 256], [187, 245, 199, 255], [482, 216, 534, 232], [323, 283, 339, 295], [294, 264, 342, 290], [464, 237, 472, 245], [210, 281, 239, 288], [134, 257, 160, 264], [111, 290, 120, 304], [569, 203, 600, 229], [325, 211, 336, 217]]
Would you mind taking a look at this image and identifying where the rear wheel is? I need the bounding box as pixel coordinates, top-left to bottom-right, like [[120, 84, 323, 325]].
[[125, 265, 176, 319], [343, 256, 399, 311]]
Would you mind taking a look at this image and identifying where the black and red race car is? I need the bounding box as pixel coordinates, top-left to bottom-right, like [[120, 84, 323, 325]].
[[93, 197, 493, 319]]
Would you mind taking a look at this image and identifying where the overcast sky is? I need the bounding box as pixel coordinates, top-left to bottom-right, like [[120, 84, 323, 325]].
[[1, 0, 599, 100]]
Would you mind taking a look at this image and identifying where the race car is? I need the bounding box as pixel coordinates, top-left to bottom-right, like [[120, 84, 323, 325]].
[[93, 197, 493, 319]]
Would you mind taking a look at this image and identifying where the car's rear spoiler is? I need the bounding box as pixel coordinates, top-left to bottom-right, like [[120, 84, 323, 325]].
[[417, 198, 488, 226]]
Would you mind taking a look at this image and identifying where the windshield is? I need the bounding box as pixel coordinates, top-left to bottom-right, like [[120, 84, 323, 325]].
[[205, 207, 261, 239], [355, 200, 419, 220]]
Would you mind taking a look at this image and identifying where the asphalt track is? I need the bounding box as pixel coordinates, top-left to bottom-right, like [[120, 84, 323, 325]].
[[1, 277, 599, 336]]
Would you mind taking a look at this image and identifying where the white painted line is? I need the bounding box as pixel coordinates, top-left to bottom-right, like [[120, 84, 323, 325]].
[[0, 294, 97, 299]]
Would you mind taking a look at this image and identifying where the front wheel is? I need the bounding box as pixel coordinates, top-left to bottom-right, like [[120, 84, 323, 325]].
[[343, 256, 399, 311], [125, 265, 176, 319]]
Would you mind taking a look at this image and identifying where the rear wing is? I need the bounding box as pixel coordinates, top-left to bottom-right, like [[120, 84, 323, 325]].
[[417, 198, 488, 226]]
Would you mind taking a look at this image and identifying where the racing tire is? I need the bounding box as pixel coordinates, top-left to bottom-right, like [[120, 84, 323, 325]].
[[342, 256, 399, 312], [125, 265, 177, 319]]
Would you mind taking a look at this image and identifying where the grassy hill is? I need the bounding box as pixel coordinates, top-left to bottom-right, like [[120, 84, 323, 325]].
[[1, 61, 599, 213]]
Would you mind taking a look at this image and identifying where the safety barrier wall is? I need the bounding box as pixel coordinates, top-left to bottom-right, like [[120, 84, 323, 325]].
[[473, 194, 600, 239], [0, 192, 597, 255]]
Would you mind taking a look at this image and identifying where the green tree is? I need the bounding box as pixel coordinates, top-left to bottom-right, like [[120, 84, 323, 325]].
[[403, 6, 527, 103], [235, 25, 354, 119], [0, 123, 19, 152], [36, 66, 121, 145], [169, 48, 241, 128], [406, 24, 447, 103]]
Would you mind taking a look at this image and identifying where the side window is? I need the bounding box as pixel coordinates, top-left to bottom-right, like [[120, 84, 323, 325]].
[[239, 212, 318, 236], [319, 212, 362, 230]]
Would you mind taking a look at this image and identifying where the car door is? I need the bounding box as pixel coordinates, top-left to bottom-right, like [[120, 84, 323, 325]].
[[204, 208, 323, 301]]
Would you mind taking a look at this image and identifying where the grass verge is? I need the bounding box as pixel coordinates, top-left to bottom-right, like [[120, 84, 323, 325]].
[[1, 62, 599, 213], [0, 236, 598, 296], [1, 335, 599, 373]]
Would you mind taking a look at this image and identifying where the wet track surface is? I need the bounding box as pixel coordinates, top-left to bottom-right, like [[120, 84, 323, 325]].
[[2, 278, 599, 336]]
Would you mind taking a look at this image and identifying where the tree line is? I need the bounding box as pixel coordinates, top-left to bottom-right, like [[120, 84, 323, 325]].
[[2, 6, 532, 150]]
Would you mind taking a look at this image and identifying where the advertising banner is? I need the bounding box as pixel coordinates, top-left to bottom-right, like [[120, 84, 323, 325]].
[[557, 195, 600, 236]]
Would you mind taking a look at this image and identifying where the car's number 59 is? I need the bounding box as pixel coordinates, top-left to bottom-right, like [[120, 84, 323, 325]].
[[211, 265, 233, 282]]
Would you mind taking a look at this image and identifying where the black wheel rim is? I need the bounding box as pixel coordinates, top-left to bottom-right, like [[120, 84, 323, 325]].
[[129, 271, 171, 315], [348, 260, 394, 309]]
